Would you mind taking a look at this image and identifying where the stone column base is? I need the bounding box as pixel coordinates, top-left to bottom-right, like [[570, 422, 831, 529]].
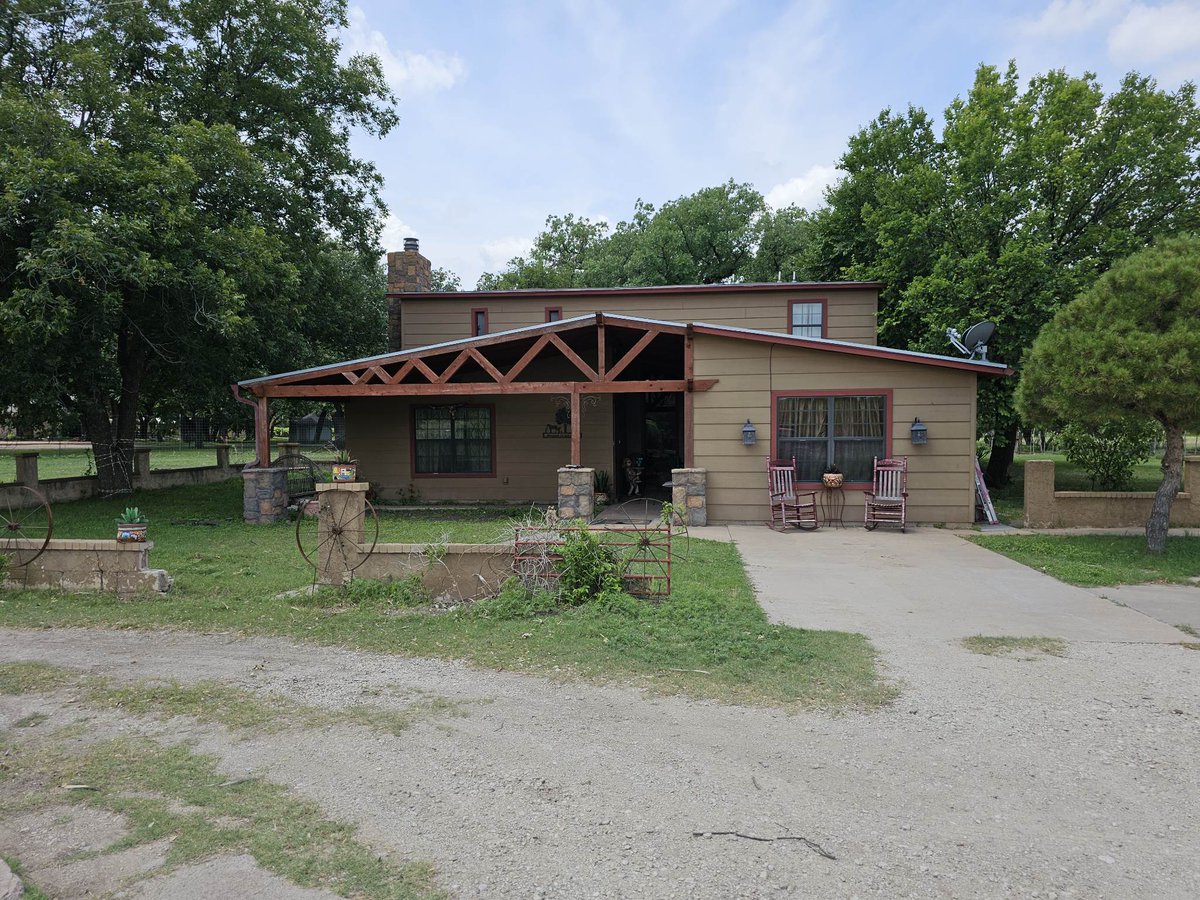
[[242, 467, 288, 523], [671, 468, 707, 526], [557, 467, 595, 521]]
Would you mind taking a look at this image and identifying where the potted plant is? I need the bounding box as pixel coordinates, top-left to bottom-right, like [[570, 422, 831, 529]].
[[331, 449, 357, 483], [116, 507, 148, 542], [822, 465, 844, 488], [594, 469, 612, 505]]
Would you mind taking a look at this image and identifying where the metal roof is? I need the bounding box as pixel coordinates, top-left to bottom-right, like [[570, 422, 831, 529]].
[[391, 281, 886, 300]]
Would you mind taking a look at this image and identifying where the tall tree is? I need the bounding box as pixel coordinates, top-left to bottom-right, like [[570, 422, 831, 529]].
[[1017, 236, 1200, 553], [814, 64, 1200, 485], [0, 0, 396, 493]]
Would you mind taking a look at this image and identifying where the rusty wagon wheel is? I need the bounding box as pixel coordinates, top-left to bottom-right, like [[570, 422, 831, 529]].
[[1, 486, 54, 568], [295, 495, 379, 575]]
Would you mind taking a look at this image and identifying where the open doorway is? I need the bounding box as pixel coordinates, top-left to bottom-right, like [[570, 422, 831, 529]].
[[613, 392, 683, 500]]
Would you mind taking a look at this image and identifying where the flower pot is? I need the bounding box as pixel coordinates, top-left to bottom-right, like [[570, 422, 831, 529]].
[[116, 523, 148, 543], [822, 473, 844, 488], [331, 463, 358, 482], [595, 492, 609, 505]]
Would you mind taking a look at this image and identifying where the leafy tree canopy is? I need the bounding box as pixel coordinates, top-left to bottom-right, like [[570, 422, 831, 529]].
[[0, 0, 396, 492], [812, 63, 1200, 484], [1017, 235, 1200, 551]]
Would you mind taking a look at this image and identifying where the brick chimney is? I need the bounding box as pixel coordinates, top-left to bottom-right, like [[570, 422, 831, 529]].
[[386, 237, 431, 351]]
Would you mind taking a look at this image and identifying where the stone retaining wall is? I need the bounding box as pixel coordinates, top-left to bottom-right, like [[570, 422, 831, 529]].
[[670, 468, 708, 526], [557, 467, 595, 521], [0, 447, 240, 509], [1024, 457, 1200, 528], [1, 539, 172, 597]]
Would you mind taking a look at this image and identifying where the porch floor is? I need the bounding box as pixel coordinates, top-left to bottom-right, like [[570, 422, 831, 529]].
[[593, 498, 661, 525]]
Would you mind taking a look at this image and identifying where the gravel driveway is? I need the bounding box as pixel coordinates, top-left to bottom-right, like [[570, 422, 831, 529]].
[[1, 530, 1198, 898]]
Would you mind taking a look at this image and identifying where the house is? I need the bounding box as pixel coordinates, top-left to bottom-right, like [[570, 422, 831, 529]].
[[237, 239, 1010, 525]]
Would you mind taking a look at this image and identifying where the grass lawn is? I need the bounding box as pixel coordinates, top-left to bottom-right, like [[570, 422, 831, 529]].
[[968, 533, 1200, 587], [0, 479, 891, 710]]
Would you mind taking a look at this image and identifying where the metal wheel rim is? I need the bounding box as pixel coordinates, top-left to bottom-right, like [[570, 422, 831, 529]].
[[295, 497, 380, 574], [0, 486, 54, 568]]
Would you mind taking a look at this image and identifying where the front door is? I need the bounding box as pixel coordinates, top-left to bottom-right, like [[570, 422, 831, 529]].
[[613, 392, 683, 499]]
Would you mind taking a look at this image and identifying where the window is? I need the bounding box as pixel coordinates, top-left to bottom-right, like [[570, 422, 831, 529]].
[[413, 406, 494, 475], [775, 393, 887, 483], [545, 306, 563, 322], [471, 308, 488, 336], [789, 300, 825, 338]]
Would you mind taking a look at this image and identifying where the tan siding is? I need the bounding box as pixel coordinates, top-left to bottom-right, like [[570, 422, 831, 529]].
[[401, 288, 879, 349], [693, 335, 979, 525], [345, 394, 613, 503]]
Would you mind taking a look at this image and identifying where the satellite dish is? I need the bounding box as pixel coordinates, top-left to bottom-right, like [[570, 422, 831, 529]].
[[946, 320, 996, 361]]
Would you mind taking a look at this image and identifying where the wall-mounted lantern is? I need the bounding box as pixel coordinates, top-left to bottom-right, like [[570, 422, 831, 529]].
[[911, 417, 928, 446], [741, 420, 758, 446]]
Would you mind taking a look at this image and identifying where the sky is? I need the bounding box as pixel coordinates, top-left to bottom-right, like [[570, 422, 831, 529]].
[[342, 0, 1200, 286]]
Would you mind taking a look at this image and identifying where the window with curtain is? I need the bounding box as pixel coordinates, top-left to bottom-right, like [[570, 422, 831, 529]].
[[775, 394, 886, 482], [790, 301, 824, 337], [414, 406, 493, 475]]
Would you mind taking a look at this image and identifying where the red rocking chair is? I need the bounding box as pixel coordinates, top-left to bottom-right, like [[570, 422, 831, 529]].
[[767, 457, 819, 531], [863, 456, 908, 532]]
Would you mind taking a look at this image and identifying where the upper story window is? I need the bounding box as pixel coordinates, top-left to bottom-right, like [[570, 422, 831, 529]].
[[545, 306, 563, 322], [790, 300, 825, 338], [471, 308, 489, 336]]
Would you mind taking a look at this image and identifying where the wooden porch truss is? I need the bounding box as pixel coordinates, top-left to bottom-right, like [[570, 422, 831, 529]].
[[238, 314, 715, 468]]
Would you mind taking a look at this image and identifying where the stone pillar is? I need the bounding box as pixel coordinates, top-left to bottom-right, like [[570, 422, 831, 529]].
[[1023, 459, 1056, 528], [671, 468, 708, 526], [215, 444, 231, 470], [557, 467, 595, 521], [14, 452, 38, 487], [314, 482, 368, 586], [242, 467, 288, 524], [132, 448, 152, 481]]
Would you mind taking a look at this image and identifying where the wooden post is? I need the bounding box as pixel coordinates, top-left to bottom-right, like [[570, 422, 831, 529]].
[[570, 384, 581, 466], [596, 313, 606, 378], [683, 326, 695, 468], [255, 394, 270, 467]]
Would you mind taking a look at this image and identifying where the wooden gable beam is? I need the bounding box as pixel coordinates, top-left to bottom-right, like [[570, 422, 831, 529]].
[[342, 371, 360, 384], [262, 378, 717, 398], [468, 347, 506, 383], [410, 358, 440, 383], [604, 329, 657, 381], [386, 360, 415, 384], [435, 349, 472, 383], [503, 334, 552, 383], [547, 332, 599, 382]]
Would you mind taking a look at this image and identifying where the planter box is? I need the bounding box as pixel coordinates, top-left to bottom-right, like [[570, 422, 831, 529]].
[[331, 464, 358, 482], [116, 523, 148, 543]]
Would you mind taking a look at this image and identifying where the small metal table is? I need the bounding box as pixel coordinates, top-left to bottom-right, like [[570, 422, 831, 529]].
[[820, 484, 846, 528]]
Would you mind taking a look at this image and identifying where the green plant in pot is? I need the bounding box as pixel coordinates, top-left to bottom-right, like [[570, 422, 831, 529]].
[[116, 507, 148, 542], [331, 449, 358, 483], [593, 469, 612, 505], [822, 465, 844, 488]]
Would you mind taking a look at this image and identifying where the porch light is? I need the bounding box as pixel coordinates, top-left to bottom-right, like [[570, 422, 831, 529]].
[[911, 417, 928, 445], [741, 420, 757, 446]]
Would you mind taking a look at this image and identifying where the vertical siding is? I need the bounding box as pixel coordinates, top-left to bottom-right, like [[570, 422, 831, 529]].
[[400, 288, 879, 349], [692, 335, 979, 525], [345, 394, 614, 503]]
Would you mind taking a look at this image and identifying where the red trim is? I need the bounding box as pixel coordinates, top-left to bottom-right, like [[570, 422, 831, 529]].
[[390, 282, 885, 301], [788, 298, 828, 338], [410, 402, 497, 479], [695, 325, 1011, 375], [769, 389, 894, 489], [470, 307, 489, 337], [544, 306, 563, 322]]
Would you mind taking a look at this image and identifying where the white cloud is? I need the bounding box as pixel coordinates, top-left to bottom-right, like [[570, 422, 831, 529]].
[[344, 6, 466, 94], [480, 237, 533, 271], [1109, 2, 1200, 63], [1019, 0, 1128, 37], [764, 164, 839, 211]]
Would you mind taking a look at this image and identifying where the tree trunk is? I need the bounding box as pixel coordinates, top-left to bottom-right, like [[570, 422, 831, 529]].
[[985, 423, 1019, 487], [81, 327, 147, 497], [1146, 421, 1184, 554]]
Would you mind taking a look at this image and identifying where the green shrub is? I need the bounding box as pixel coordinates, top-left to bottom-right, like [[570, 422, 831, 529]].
[[558, 528, 623, 606], [1059, 419, 1159, 489]]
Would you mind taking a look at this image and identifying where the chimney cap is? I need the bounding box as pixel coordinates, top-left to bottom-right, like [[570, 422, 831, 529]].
[[403, 237, 420, 253]]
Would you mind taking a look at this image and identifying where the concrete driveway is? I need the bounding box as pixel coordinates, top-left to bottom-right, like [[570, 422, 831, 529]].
[[727, 525, 1189, 645]]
